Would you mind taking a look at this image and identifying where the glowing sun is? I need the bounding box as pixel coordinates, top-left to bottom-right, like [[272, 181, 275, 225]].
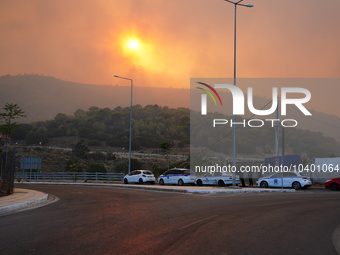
[[127, 39, 140, 50]]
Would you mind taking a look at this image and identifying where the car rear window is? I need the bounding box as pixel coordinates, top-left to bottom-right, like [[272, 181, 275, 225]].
[[143, 171, 153, 175]]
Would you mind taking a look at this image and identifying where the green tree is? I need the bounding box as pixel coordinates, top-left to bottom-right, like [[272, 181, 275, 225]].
[[160, 140, 174, 153], [0, 103, 25, 196], [160, 140, 174, 168], [0, 103, 25, 137], [25, 127, 49, 145], [65, 160, 83, 172], [72, 140, 90, 159]]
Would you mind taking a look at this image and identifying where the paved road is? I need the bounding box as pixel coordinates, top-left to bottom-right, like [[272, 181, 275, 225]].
[[1, 185, 339, 255]]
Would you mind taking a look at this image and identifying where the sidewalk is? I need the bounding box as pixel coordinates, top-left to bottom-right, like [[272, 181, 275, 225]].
[[0, 188, 48, 215]]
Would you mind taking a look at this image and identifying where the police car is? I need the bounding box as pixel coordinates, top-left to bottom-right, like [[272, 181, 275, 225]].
[[158, 168, 196, 186], [195, 172, 240, 186], [257, 172, 312, 190]]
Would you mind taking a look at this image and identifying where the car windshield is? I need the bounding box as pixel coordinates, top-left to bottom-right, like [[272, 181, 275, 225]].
[[143, 171, 153, 175]]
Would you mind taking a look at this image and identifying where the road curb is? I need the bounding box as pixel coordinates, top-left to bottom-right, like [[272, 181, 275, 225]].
[[184, 189, 296, 194], [16, 182, 296, 194], [0, 191, 49, 215]]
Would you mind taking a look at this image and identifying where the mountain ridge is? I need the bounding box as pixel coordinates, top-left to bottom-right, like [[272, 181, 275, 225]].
[[1, 74, 339, 143], [0, 74, 190, 123]]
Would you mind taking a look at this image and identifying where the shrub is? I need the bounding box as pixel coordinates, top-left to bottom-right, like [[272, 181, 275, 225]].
[[114, 158, 142, 173], [65, 160, 83, 172], [88, 152, 106, 160], [88, 163, 107, 173]]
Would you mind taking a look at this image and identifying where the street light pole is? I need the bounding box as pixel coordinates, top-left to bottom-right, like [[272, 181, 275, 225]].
[[114, 75, 133, 174], [224, 0, 253, 186]]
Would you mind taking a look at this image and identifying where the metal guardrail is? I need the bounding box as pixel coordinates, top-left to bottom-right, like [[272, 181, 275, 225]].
[[15, 172, 125, 183]]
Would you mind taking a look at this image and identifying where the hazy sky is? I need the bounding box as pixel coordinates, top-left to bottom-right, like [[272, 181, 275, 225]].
[[1, 0, 339, 88]]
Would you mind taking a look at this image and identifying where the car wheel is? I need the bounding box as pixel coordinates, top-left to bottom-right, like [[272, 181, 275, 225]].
[[330, 183, 339, 191], [159, 179, 164, 185], [124, 178, 128, 184], [260, 181, 268, 188], [197, 179, 203, 186], [138, 178, 143, 184], [292, 181, 301, 190], [178, 179, 184, 186], [218, 180, 225, 187]]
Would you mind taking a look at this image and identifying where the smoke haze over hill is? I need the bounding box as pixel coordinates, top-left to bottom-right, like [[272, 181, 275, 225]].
[[1, 74, 339, 143], [0, 74, 189, 122]]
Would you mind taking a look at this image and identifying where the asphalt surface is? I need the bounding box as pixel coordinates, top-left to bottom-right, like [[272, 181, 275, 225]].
[[0, 185, 339, 255]]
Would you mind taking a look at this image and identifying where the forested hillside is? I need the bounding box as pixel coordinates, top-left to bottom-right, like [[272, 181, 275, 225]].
[[13, 105, 189, 151], [10, 105, 340, 161], [1, 74, 340, 144]]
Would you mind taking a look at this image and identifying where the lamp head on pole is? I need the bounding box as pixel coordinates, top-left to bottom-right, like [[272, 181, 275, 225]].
[[224, 0, 254, 8], [113, 74, 133, 82]]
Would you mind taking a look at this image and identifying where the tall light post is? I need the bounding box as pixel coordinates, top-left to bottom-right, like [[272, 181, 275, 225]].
[[224, 0, 253, 186], [113, 75, 133, 174]]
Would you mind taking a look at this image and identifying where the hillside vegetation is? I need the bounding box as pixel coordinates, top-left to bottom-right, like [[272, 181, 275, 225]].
[[10, 105, 340, 162], [13, 105, 189, 151], [1, 74, 340, 144]]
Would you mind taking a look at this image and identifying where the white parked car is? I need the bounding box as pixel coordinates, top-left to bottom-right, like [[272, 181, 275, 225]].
[[257, 172, 312, 189], [195, 173, 241, 186], [123, 170, 156, 184], [158, 168, 196, 186]]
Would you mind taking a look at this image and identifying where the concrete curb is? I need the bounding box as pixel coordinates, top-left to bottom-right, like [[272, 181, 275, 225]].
[[17, 181, 296, 194], [184, 188, 296, 194], [0, 191, 49, 215]]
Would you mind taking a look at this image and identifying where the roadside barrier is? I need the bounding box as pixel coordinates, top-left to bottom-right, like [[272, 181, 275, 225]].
[[15, 172, 125, 183]]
